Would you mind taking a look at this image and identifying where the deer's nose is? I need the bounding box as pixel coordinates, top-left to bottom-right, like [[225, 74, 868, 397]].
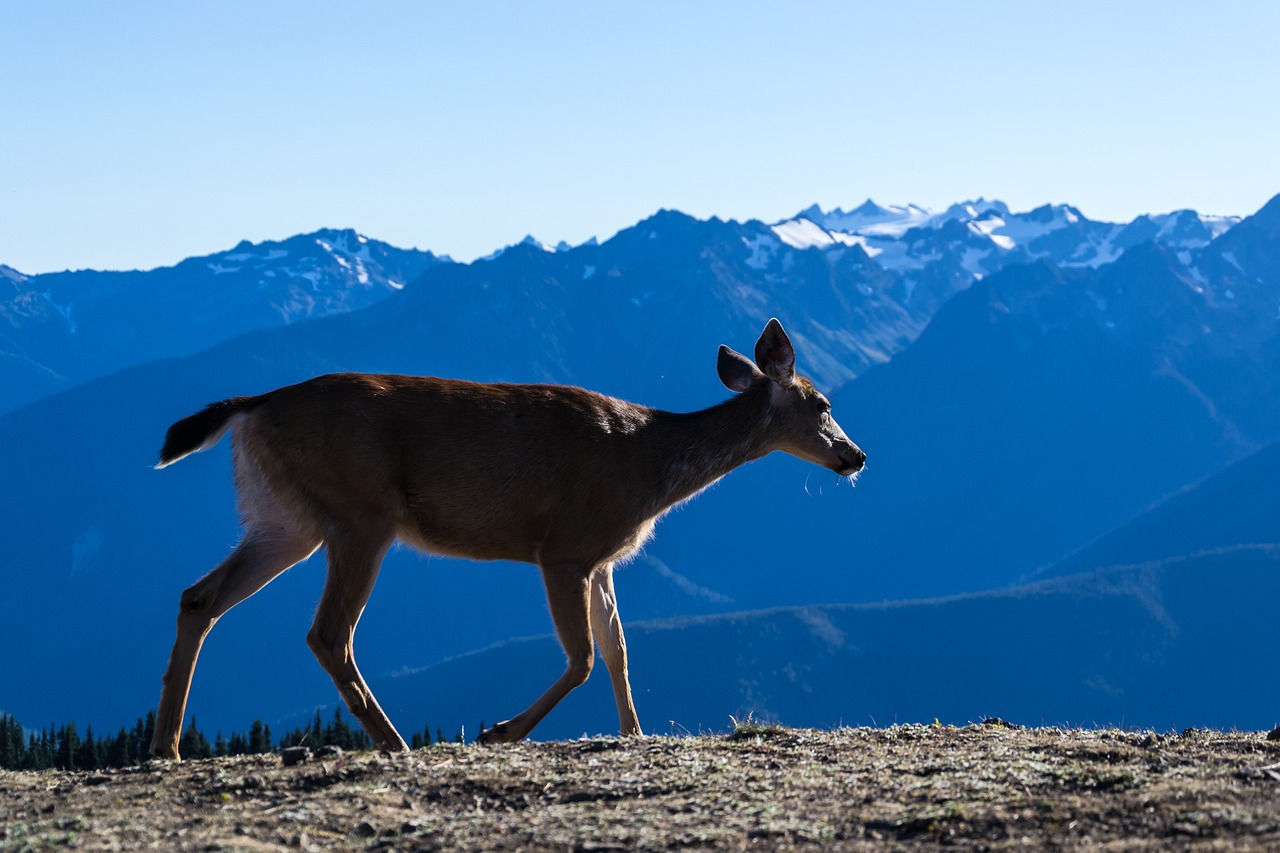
[[847, 447, 866, 472]]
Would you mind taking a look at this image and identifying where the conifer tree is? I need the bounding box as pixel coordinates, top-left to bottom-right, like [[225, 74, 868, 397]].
[[0, 714, 28, 769], [181, 717, 214, 760], [57, 722, 80, 770], [24, 733, 38, 770], [248, 720, 272, 754], [0, 714, 20, 769], [77, 724, 101, 770], [106, 728, 131, 768]]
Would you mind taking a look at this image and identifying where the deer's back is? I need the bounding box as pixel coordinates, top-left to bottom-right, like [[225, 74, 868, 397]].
[[237, 373, 663, 566]]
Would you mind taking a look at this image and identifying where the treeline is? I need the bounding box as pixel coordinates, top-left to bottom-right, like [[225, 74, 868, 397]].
[[0, 710, 466, 771]]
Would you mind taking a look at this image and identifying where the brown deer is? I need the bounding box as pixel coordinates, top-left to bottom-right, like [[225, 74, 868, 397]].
[[150, 318, 865, 759]]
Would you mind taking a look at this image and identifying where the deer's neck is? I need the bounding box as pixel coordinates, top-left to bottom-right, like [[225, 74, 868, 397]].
[[642, 383, 775, 513]]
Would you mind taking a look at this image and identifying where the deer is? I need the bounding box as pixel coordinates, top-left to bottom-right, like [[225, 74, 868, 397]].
[[149, 318, 865, 759]]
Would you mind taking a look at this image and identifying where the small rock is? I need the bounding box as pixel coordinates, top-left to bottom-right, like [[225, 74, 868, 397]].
[[316, 744, 344, 758], [354, 821, 377, 838], [980, 717, 1022, 730], [1267, 727, 1280, 742], [280, 746, 311, 767]]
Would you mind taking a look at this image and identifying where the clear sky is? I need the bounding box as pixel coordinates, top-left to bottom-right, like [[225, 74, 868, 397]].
[[4, 1, 1279, 273]]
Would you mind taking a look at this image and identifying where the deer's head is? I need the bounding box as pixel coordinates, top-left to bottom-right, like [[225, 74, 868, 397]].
[[717, 318, 866, 478]]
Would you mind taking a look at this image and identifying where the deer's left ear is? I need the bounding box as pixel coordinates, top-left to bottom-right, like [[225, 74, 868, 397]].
[[718, 345, 763, 393], [754, 318, 796, 387]]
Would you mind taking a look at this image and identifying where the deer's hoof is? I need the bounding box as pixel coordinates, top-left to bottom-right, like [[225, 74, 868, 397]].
[[477, 721, 520, 745]]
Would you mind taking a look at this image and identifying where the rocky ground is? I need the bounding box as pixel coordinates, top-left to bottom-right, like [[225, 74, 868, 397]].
[[2, 723, 1278, 851]]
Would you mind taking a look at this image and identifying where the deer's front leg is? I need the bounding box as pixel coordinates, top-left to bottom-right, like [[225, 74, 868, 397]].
[[478, 563, 593, 744], [589, 565, 642, 736]]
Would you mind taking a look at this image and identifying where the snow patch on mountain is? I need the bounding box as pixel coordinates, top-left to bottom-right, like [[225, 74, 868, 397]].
[[39, 290, 76, 333], [224, 249, 289, 263], [772, 200, 1241, 278], [866, 240, 939, 271], [800, 200, 935, 237], [482, 234, 582, 261], [960, 247, 992, 277], [972, 209, 1062, 247], [771, 219, 875, 254], [743, 233, 781, 270]]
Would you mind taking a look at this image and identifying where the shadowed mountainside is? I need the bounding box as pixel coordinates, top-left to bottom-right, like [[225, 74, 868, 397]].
[[368, 545, 1280, 739]]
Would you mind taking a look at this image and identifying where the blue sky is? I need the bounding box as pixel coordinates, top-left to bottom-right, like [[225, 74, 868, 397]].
[[4, 1, 1279, 273]]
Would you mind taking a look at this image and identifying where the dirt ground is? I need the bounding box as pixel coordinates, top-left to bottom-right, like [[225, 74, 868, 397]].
[[2, 723, 1278, 851]]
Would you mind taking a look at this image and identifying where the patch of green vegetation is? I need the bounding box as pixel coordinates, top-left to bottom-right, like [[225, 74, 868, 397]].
[[725, 714, 787, 742]]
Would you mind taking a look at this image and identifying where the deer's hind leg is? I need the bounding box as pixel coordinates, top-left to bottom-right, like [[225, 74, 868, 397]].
[[152, 525, 320, 759], [306, 523, 408, 753], [152, 441, 321, 760]]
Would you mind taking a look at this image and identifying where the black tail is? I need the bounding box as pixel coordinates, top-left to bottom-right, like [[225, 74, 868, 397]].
[[156, 395, 267, 468]]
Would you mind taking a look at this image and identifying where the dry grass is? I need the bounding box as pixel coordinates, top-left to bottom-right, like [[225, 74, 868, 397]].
[[2, 724, 1278, 851]]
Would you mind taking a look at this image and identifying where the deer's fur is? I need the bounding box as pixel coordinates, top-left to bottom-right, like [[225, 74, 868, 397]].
[[150, 319, 865, 759]]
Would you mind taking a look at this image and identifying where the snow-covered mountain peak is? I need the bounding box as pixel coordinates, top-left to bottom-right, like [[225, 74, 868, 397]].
[[481, 235, 557, 261], [768, 199, 1243, 278], [771, 218, 878, 253], [1149, 210, 1240, 248], [1, 264, 29, 285], [936, 198, 1010, 224], [194, 229, 446, 296], [214, 228, 369, 265], [796, 201, 935, 237], [519, 234, 559, 252], [310, 227, 372, 252]]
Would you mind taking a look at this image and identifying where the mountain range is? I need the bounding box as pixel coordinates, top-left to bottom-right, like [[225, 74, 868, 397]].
[[1, 196, 1275, 738], [0, 230, 445, 415], [368, 544, 1280, 739]]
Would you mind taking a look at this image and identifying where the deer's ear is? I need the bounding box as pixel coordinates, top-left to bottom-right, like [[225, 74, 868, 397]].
[[754, 318, 796, 386], [718, 345, 763, 393]]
